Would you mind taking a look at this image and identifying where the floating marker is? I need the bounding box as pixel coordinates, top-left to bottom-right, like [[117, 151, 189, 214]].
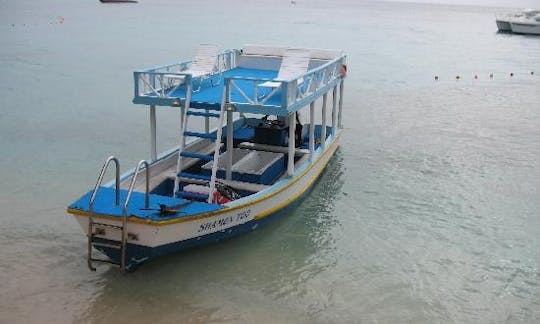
[[430, 71, 535, 81]]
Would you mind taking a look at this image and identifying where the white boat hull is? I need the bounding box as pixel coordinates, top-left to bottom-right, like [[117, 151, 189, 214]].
[[510, 22, 540, 34], [496, 19, 512, 32]]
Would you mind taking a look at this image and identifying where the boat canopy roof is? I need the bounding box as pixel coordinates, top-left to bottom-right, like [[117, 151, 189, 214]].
[[133, 45, 347, 116]]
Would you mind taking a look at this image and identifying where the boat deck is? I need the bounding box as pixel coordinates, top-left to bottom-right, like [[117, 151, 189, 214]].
[[68, 187, 223, 221]]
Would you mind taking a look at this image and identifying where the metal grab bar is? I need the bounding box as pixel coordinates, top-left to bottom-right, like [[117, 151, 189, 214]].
[[90, 156, 120, 207], [120, 160, 150, 272], [88, 156, 120, 271]]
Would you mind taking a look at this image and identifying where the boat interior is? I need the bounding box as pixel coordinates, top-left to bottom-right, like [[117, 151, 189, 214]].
[[123, 118, 333, 199]]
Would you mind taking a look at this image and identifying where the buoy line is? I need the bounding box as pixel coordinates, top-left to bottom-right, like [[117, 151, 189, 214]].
[[433, 71, 535, 81]]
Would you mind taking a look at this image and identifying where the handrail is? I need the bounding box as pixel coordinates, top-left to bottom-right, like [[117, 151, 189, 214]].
[[90, 156, 120, 208], [134, 49, 239, 100], [88, 155, 120, 271], [120, 160, 150, 272], [225, 54, 347, 111], [207, 82, 229, 204]]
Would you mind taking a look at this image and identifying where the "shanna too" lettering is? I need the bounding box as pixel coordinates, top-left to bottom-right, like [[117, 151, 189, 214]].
[[197, 209, 252, 233]]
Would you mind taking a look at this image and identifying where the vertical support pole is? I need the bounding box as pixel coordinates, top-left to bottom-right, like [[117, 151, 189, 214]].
[[173, 81, 192, 197], [150, 105, 157, 161], [321, 93, 327, 149], [205, 109, 210, 134], [134, 72, 140, 99], [281, 81, 289, 109], [309, 101, 315, 161], [226, 109, 233, 181], [179, 106, 185, 130], [338, 79, 344, 128], [287, 113, 296, 177], [208, 79, 229, 204], [332, 86, 337, 137]]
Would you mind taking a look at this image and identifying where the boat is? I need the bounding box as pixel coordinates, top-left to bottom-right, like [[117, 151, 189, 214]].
[[496, 14, 515, 32], [496, 8, 540, 34], [67, 44, 347, 272], [509, 14, 540, 35]]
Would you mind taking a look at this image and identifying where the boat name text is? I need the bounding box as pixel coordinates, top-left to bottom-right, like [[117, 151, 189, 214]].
[[198, 209, 252, 233]]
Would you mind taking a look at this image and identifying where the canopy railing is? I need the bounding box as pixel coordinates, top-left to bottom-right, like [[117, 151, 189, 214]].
[[134, 49, 239, 100], [225, 76, 285, 106], [225, 54, 346, 112]]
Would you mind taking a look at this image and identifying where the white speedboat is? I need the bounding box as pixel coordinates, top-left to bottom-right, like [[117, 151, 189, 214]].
[[496, 8, 540, 34], [510, 14, 540, 35]]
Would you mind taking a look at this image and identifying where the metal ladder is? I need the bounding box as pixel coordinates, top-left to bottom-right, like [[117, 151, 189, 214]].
[[173, 83, 228, 204], [88, 157, 149, 273]]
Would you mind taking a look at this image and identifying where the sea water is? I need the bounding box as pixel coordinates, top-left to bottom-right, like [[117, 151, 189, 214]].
[[0, 0, 539, 323]]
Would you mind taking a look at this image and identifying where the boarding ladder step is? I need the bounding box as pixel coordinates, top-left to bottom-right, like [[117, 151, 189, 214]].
[[179, 171, 212, 181], [92, 222, 123, 230], [189, 105, 221, 111], [186, 111, 220, 118], [92, 241, 122, 250], [183, 131, 217, 140], [179, 151, 214, 161]]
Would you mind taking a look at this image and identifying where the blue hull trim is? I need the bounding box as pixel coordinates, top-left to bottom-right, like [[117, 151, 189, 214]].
[[93, 157, 331, 271]]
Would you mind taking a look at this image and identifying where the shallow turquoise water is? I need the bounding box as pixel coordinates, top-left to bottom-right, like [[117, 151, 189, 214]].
[[1, 0, 539, 323]]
